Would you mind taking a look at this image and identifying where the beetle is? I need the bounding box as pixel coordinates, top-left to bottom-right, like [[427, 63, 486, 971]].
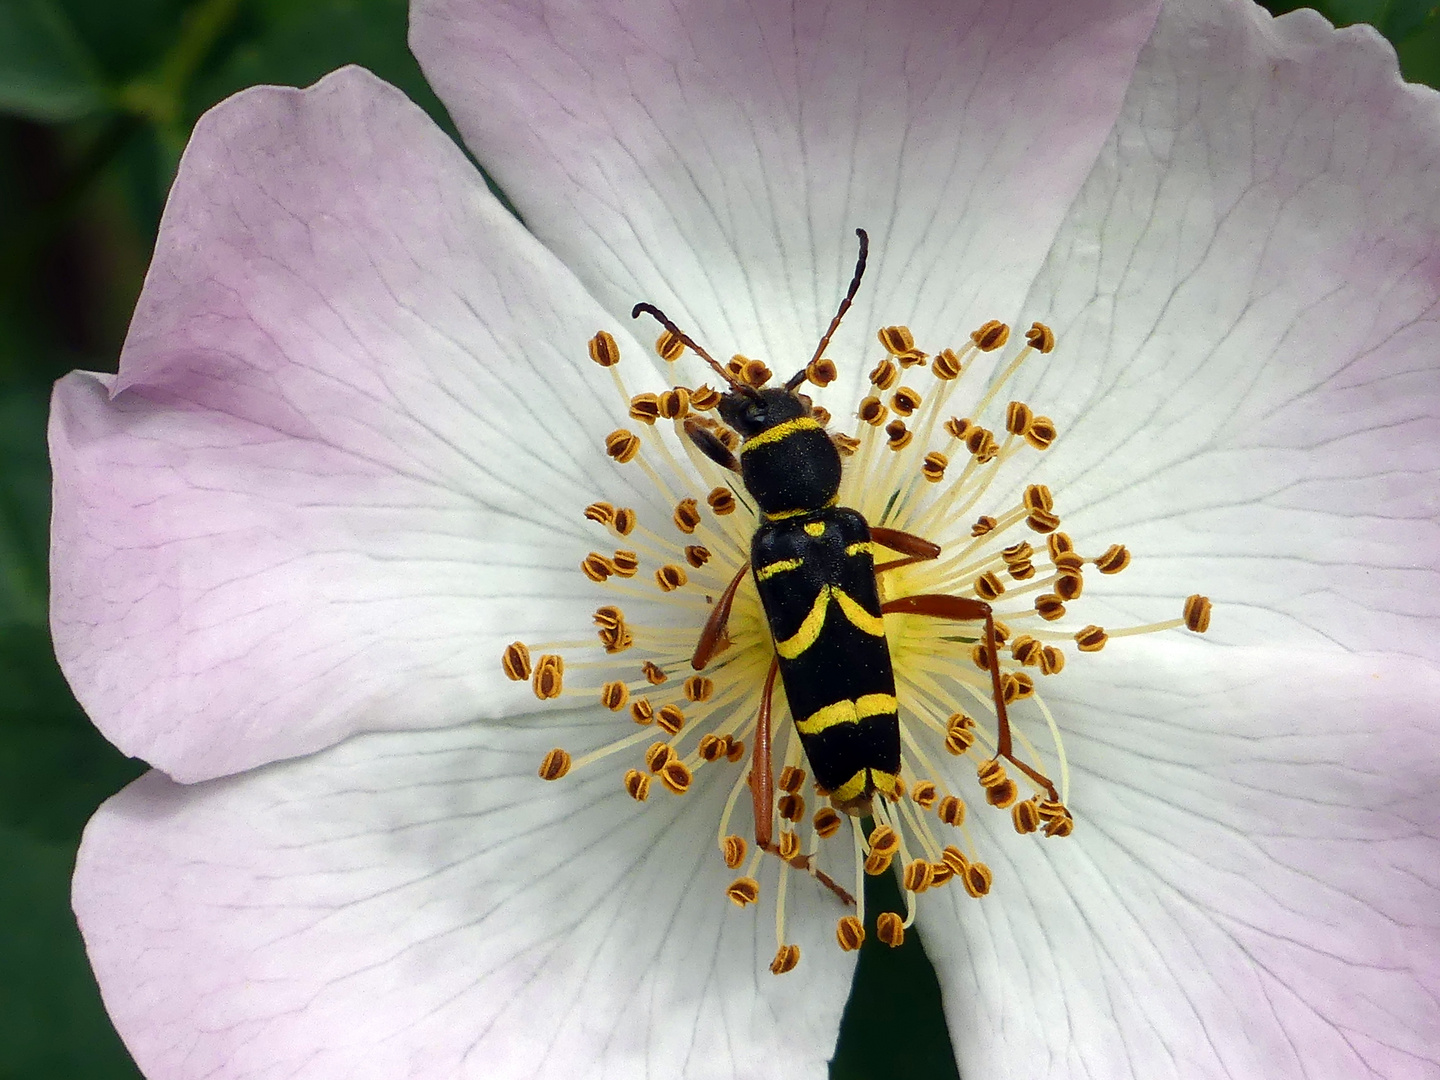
[[632, 230, 1056, 899]]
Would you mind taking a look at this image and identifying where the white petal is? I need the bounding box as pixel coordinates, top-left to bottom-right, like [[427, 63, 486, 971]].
[[921, 639, 1440, 1080], [1014, 2, 1440, 657], [50, 67, 676, 782], [73, 711, 857, 1079], [411, 0, 1162, 406]]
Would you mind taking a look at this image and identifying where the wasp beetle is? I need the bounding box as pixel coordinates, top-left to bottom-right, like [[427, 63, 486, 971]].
[[633, 230, 1055, 896]]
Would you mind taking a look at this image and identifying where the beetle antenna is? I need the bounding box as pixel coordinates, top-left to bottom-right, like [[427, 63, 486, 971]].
[[794, 228, 868, 386], [631, 302, 754, 396]]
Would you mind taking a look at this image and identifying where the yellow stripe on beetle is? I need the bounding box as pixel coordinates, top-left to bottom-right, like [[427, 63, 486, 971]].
[[773, 586, 886, 659], [756, 558, 804, 581], [795, 693, 898, 735], [739, 417, 825, 454]]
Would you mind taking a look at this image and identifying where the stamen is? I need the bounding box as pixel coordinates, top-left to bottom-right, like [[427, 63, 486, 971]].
[[875, 911, 905, 948], [501, 642, 531, 681], [538, 748, 571, 781]]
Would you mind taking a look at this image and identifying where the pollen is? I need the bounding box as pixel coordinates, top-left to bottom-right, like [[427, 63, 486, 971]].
[[513, 304, 1207, 974]]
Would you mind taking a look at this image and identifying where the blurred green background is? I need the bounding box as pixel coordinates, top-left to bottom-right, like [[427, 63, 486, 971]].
[[0, 1, 1435, 1076]]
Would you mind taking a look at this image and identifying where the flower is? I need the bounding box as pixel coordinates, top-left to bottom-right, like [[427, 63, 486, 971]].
[[51, 0, 1440, 1077]]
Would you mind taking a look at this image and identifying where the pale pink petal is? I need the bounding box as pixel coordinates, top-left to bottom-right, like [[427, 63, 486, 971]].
[[922, 641, 1440, 1080], [1012, 2, 1440, 658], [73, 710, 856, 1080], [410, 0, 1162, 407], [50, 67, 673, 783]]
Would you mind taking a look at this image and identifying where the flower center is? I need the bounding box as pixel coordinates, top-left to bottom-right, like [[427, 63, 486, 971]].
[[503, 316, 1210, 974]]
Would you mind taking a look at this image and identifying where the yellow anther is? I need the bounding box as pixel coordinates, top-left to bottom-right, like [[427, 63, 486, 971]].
[[501, 641, 531, 682], [673, 498, 701, 534], [875, 911, 905, 948], [1024, 484, 1054, 513], [976, 760, 1006, 789], [940, 846, 969, 876], [583, 501, 616, 526], [877, 325, 916, 356], [858, 396, 888, 426], [683, 545, 711, 569], [910, 780, 938, 809], [630, 698, 654, 725], [605, 429, 640, 463], [777, 830, 801, 860], [1052, 551, 1084, 573], [611, 550, 639, 578], [660, 759, 693, 795], [581, 553, 614, 582], [1055, 571, 1084, 601], [891, 386, 922, 416], [690, 384, 722, 410], [1012, 798, 1042, 834], [698, 734, 725, 762], [966, 426, 997, 461], [538, 747, 571, 781], [1035, 593, 1066, 621], [1005, 400, 1033, 436], [1095, 544, 1131, 574], [813, 807, 842, 838], [658, 387, 690, 420], [1025, 322, 1055, 353], [962, 861, 994, 898], [971, 515, 997, 537], [1047, 531, 1074, 559], [644, 740, 671, 773], [1075, 625, 1108, 652], [1011, 635, 1042, 666], [811, 405, 832, 427], [778, 793, 805, 822], [588, 329, 620, 367], [770, 944, 801, 975], [943, 416, 972, 441], [932, 348, 962, 380], [1025, 415, 1057, 450], [612, 507, 636, 535], [722, 834, 747, 868], [629, 393, 661, 424], [600, 680, 629, 710], [806, 357, 837, 386], [869, 824, 899, 855], [929, 861, 955, 887], [885, 419, 912, 450], [944, 715, 976, 756], [986, 778, 1018, 808], [1185, 594, 1213, 633], [706, 487, 736, 515], [836, 915, 866, 952], [684, 675, 714, 702], [598, 623, 632, 653], [740, 359, 772, 387], [868, 358, 899, 391], [864, 849, 894, 876], [1002, 672, 1034, 703], [937, 795, 967, 827], [725, 737, 745, 763], [974, 571, 1005, 601], [778, 765, 806, 793], [970, 320, 1010, 352], [1039, 645, 1065, 675], [657, 704, 686, 734], [532, 655, 564, 699], [903, 859, 934, 893], [726, 877, 760, 906], [921, 451, 948, 482], [624, 769, 650, 801], [655, 564, 688, 591], [656, 329, 685, 361], [832, 433, 861, 456]]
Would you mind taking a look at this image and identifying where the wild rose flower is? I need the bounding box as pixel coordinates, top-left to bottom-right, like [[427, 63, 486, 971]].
[[51, 0, 1439, 1077]]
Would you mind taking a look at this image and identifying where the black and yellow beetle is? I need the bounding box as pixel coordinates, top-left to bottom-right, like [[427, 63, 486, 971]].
[[633, 230, 1055, 895]]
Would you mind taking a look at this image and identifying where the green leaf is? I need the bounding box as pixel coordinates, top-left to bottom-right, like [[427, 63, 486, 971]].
[[0, 385, 52, 625], [0, 0, 106, 121], [0, 825, 142, 1079], [1379, 0, 1439, 41]]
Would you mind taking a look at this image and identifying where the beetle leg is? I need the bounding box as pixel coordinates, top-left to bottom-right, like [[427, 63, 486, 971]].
[[869, 525, 941, 574], [880, 593, 1058, 802], [748, 657, 855, 905], [691, 563, 749, 670], [683, 417, 741, 473]]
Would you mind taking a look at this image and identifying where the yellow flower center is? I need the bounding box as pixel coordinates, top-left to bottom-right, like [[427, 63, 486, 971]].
[[502, 316, 1210, 973]]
